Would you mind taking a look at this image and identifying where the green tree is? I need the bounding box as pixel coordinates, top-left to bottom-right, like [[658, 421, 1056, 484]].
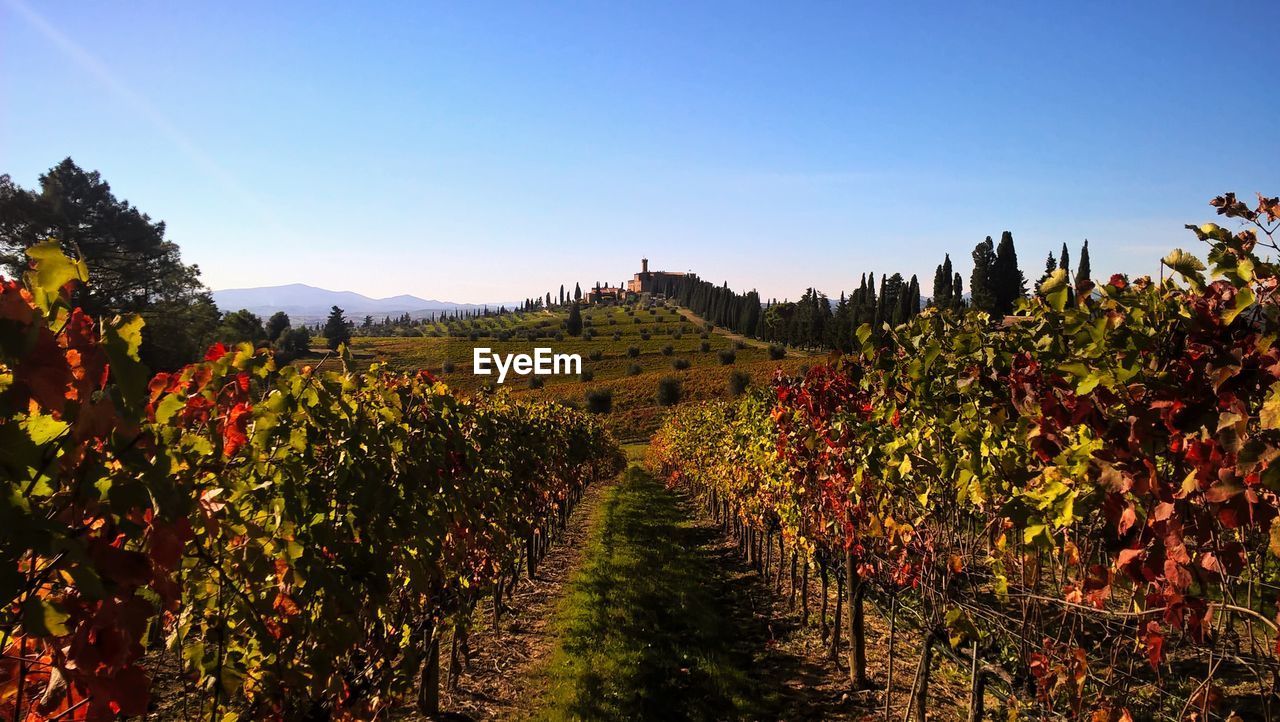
[[951, 272, 964, 309], [932, 254, 953, 309], [0, 159, 219, 369], [1038, 252, 1057, 293], [1075, 239, 1092, 293], [1058, 243, 1076, 304], [266, 311, 291, 342], [218, 309, 267, 346], [574, 282, 582, 302], [277, 326, 312, 361], [969, 236, 996, 314], [324, 305, 352, 350], [992, 231, 1026, 316], [566, 301, 583, 336]]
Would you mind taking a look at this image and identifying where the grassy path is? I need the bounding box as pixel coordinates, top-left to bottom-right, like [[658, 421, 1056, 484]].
[[528, 467, 826, 721]]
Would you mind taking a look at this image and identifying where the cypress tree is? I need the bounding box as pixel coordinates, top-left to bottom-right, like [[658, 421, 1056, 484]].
[[952, 273, 964, 309], [1075, 240, 1092, 293], [893, 288, 909, 326], [566, 301, 583, 336], [908, 274, 921, 318], [874, 274, 888, 330], [574, 282, 582, 302], [992, 231, 1026, 316], [933, 254, 953, 309], [1058, 243, 1075, 304], [1039, 252, 1057, 292], [864, 273, 877, 328], [970, 237, 997, 314]]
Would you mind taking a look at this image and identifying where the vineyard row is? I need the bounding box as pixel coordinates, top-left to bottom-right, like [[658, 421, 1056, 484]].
[[0, 242, 626, 721]]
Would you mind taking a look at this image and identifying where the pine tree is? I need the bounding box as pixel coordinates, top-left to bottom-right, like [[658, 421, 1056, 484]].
[[323, 305, 352, 351], [970, 237, 997, 314]]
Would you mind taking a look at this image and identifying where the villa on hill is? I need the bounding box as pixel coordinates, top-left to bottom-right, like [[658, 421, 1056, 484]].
[[584, 259, 689, 304], [626, 258, 686, 294]]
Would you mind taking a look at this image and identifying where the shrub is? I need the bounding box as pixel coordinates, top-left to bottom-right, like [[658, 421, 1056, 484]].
[[612, 332, 622, 341], [442, 360, 456, 374], [640, 331, 651, 341], [700, 332, 710, 340], [585, 389, 612, 413], [582, 328, 595, 340], [634, 317, 642, 324], [580, 370, 594, 382], [718, 349, 736, 365], [555, 331, 565, 341], [588, 349, 604, 361], [672, 331, 682, 340], [661, 344, 673, 356], [627, 363, 642, 376], [672, 358, 691, 370], [734, 340, 746, 350], [627, 346, 641, 358], [700, 341, 711, 353], [729, 371, 750, 396], [527, 376, 544, 389], [768, 344, 786, 360], [656, 376, 682, 406]]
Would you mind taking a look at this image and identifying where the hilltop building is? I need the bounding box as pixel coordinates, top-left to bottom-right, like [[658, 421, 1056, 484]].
[[586, 285, 626, 304], [627, 258, 686, 294]]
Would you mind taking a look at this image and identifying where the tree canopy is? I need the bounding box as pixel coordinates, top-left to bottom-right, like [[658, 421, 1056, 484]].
[[0, 159, 218, 369]]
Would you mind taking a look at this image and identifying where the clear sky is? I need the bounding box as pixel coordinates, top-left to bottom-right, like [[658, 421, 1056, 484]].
[[3, 1, 1277, 303]]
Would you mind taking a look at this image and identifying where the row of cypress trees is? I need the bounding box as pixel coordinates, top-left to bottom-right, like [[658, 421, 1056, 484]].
[[581, 233, 1093, 351]]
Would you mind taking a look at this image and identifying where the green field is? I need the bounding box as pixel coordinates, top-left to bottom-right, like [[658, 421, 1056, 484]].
[[318, 303, 809, 440]]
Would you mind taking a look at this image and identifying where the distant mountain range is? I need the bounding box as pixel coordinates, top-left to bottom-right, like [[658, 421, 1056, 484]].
[[212, 284, 503, 323]]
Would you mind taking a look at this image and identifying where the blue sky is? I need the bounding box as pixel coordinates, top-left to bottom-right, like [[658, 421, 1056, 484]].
[[3, 1, 1277, 303]]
